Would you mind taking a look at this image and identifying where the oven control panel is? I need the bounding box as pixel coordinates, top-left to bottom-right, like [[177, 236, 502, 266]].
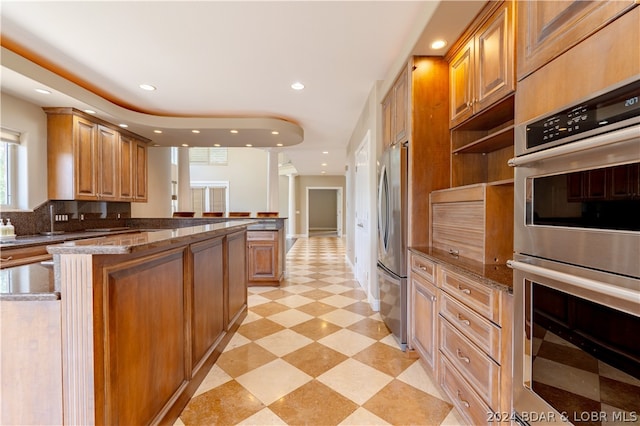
[[526, 79, 640, 150]]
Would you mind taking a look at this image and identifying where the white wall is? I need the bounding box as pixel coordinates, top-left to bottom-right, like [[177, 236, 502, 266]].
[[190, 148, 268, 214], [0, 92, 48, 210]]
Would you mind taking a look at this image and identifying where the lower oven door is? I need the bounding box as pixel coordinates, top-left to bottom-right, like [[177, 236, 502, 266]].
[[510, 255, 640, 425]]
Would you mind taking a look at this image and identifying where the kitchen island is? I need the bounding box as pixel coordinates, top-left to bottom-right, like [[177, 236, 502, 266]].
[[1, 221, 251, 425]]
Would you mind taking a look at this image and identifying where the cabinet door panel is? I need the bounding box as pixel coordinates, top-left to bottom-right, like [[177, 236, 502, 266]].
[[517, 0, 636, 79], [191, 237, 225, 373], [394, 70, 408, 144], [382, 95, 393, 149], [411, 274, 438, 373], [134, 140, 148, 201], [475, 1, 514, 112], [74, 117, 97, 198], [119, 135, 134, 200], [97, 125, 118, 200], [449, 40, 474, 128], [227, 231, 247, 328]]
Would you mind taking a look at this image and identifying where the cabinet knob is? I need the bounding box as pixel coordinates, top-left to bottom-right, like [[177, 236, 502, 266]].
[[457, 285, 471, 295], [456, 349, 471, 363], [457, 390, 471, 408], [457, 313, 470, 326], [420, 265, 427, 271]]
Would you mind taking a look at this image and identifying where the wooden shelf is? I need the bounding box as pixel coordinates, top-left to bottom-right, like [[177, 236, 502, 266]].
[[453, 125, 515, 154]]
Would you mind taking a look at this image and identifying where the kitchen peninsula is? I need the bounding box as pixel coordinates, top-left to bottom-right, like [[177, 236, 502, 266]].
[[1, 221, 251, 425]]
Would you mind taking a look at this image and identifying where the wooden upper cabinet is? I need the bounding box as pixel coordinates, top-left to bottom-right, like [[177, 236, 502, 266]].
[[381, 66, 410, 148], [45, 108, 149, 202], [449, 40, 474, 126], [393, 69, 408, 144], [448, 0, 515, 128], [119, 135, 134, 200], [97, 125, 119, 201], [517, 0, 637, 80], [381, 95, 393, 149], [133, 139, 148, 202], [73, 116, 98, 199]]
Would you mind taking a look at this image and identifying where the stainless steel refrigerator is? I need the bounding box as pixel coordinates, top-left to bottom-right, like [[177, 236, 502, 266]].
[[377, 142, 408, 350]]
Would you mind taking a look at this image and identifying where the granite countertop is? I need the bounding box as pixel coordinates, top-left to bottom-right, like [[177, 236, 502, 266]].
[[409, 246, 513, 293], [47, 220, 255, 255], [0, 261, 58, 301], [1, 221, 255, 300]]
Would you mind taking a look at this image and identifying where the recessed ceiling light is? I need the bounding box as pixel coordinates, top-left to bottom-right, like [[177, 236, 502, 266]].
[[321, 163, 328, 166], [271, 131, 279, 135], [276, 143, 283, 147], [139, 84, 156, 91], [214, 143, 221, 147], [321, 171, 326, 174], [153, 130, 163, 134], [322, 151, 329, 154], [152, 143, 160, 147], [119, 123, 128, 128], [84, 109, 96, 114], [246, 144, 253, 147], [181, 143, 189, 147], [35, 88, 51, 94], [291, 82, 305, 90], [230, 130, 239, 134], [192, 130, 200, 134], [431, 39, 447, 50]]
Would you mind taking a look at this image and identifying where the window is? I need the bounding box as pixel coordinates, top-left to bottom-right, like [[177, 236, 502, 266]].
[[190, 182, 229, 216], [189, 147, 228, 165], [0, 128, 20, 208]]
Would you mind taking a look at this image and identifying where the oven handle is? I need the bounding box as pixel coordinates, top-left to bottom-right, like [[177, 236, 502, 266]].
[[507, 260, 640, 304], [508, 125, 639, 167]]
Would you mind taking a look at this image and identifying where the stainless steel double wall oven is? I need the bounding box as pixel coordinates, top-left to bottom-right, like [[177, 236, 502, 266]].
[[510, 78, 640, 424]]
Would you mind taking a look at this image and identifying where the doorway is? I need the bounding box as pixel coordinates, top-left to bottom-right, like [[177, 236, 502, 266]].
[[306, 187, 343, 237]]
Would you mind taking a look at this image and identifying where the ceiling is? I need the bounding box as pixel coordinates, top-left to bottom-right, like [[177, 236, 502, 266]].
[[0, 1, 484, 176]]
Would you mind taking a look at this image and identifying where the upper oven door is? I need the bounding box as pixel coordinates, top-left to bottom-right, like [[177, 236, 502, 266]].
[[511, 124, 640, 278]]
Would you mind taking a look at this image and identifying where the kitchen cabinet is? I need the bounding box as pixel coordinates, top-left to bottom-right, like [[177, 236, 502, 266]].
[[97, 125, 118, 201], [44, 108, 149, 202], [227, 230, 248, 328], [437, 266, 513, 426], [190, 236, 225, 376], [247, 229, 283, 285], [448, 0, 515, 129], [430, 183, 513, 265], [409, 253, 439, 375], [517, 0, 637, 81], [381, 68, 408, 148]]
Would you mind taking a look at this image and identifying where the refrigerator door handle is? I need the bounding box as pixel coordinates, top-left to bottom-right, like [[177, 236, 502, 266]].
[[377, 163, 389, 254]]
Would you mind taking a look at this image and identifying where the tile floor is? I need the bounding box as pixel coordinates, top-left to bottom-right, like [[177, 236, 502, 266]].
[[176, 236, 464, 425]]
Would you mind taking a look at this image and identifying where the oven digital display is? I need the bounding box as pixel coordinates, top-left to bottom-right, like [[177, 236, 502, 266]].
[[526, 80, 640, 150]]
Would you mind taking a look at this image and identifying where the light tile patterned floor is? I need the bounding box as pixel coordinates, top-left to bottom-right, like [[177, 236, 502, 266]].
[[177, 236, 464, 425]]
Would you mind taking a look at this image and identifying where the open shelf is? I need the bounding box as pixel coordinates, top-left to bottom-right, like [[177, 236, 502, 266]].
[[451, 95, 515, 188]]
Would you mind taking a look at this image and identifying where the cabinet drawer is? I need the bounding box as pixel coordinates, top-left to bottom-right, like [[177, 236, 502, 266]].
[[439, 291, 501, 363], [410, 254, 436, 283], [246, 231, 277, 241], [440, 318, 500, 408], [440, 355, 492, 426], [0, 245, 52, 269], [440, 268, 501, 324]]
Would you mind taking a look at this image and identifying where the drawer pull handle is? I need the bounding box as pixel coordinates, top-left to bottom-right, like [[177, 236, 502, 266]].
[[0, 256, 13, 262], [448, 248, 459, 257], [420, 266, 427, 271], [457, 314, 470, 326], [456, 349, 470, 363], [457, 285, 471, 295], [457, 390, 471, 408]]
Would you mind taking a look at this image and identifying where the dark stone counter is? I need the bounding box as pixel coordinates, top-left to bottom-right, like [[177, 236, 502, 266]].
[[409, 246, 513, 293]]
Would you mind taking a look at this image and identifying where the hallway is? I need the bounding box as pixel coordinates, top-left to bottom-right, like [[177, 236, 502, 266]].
[[176, 237, 463, 425]]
